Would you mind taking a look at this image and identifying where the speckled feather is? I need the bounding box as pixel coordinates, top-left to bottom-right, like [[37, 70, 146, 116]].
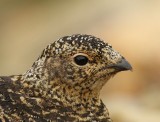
[[0, 34, 131, 122]]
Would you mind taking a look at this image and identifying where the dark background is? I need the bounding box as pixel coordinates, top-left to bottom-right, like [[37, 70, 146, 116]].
[[0, 1, 160, 122]]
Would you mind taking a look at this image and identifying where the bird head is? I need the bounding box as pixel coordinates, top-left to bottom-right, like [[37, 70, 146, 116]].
[[36, 34, 132, 93], [25, 34, 132, 95]]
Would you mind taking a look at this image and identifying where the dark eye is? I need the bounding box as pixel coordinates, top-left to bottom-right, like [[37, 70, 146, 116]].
[[74, 55, 89, 66]]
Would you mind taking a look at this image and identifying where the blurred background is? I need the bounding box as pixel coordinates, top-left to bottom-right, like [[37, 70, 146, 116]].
[[0, 0, 160, 122]]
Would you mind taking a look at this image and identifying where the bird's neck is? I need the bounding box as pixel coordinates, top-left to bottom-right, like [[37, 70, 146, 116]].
[[10, 74, 110, 121], [22, 73, 102, 105], [22, 75, 101, 104], [20, 58, 110, 121]]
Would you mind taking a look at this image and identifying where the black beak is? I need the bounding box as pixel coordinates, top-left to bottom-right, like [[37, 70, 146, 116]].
[[108, 58, 132, 72]]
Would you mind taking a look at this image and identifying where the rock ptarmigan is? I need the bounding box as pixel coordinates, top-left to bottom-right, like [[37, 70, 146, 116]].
[[0, 34, 132, 122]]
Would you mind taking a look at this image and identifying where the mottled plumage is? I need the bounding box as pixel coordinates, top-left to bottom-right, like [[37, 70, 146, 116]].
[[0, 34, 132, 122]]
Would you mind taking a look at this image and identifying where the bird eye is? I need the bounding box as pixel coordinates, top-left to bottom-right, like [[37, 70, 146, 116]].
[[74, 55, 88, 66]]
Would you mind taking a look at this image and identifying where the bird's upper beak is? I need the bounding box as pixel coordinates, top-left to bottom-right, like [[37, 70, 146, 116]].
[[107, 57, 132, 72]]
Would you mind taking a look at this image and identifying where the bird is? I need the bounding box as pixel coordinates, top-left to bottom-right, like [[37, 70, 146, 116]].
[[0, 34, 132, 122]]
